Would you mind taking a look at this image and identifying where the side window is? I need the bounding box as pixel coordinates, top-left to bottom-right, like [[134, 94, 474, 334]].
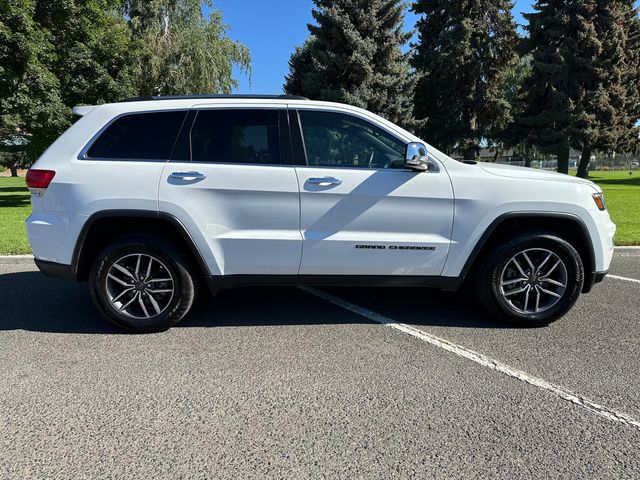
[[86, 111, 187, 160], [190, 109, 281, 164], [298, 111, 406, 169]]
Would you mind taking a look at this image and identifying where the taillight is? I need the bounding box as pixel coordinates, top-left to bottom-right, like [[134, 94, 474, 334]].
[[26, 169, 56, 189]]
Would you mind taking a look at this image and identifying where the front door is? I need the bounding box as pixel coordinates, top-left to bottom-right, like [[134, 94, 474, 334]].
[[292, 109, 454, 276]]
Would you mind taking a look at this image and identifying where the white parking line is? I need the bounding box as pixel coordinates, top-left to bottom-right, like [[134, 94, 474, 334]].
[[608, 274, 640, 284], [300, 287, 640, 431]]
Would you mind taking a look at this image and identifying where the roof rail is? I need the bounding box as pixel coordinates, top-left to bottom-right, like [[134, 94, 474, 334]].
[[120, 94, 309, 102]]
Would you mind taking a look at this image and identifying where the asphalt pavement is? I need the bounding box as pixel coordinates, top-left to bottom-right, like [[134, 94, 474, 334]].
[[1, 250, 639, 479]]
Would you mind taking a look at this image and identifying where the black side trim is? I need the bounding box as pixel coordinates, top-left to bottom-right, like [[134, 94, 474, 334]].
[[458, 212, 597, 292], [34, 259, 77, 282], [170, 109, 197, 161], [288, 110, 307, 166], [72, 210, 210, 280], [278, 110, 293, 165], [206, 274, 460, 293]]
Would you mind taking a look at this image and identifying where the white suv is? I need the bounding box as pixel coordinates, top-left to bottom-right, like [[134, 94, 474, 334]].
[[25, 95, 616, 332]]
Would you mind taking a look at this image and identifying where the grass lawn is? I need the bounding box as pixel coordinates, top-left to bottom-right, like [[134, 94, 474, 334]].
[[587, 170, 640, 245], [0, 176, 31, 254], [0, 170, 638, 255]]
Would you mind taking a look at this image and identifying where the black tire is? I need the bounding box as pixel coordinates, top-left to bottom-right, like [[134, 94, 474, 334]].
[[89, 235, 196, 333], [473, 230, 584, 327]]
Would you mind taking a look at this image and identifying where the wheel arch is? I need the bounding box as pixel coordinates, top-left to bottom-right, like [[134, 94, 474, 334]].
[[73, 210, 210, 282], [459, 212, 596, 293]]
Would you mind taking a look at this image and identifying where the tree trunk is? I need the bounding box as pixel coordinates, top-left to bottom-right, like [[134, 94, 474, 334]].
[[576, 147, 591, 178], [556, 146, 570, 174], [9, 166, 18, 177]]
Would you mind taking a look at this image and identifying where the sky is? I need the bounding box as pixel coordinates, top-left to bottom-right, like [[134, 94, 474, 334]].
[[209, 1, 538, 95]]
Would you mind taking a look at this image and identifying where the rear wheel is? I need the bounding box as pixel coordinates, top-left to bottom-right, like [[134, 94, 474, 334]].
[[89, 236, 196, 332], [474, 231, 584, 327]]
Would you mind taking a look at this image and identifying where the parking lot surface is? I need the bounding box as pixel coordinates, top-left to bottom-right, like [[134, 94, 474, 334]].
[[1, 250, 639, 479]]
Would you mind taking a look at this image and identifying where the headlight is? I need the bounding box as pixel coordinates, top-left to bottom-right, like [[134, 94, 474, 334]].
[[592, 192, 607, 211]]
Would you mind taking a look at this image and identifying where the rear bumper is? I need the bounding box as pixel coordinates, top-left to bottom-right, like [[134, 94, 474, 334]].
[[34, 258, 77, 282], [583, 269, 608, 293], [594, 270, 608, 284]]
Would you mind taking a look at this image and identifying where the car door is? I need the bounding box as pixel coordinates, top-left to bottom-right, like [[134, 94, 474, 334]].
[[291, 108, 454, 276], [158, 105, 302, 276]]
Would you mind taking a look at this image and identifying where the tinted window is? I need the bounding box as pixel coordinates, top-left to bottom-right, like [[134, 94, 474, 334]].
[[299, 111, 406, 169], [190, 109, 281, 164], [87, 111, 187, 160]]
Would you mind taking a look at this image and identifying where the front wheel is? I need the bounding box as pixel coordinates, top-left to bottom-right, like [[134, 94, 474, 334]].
[[89, 236, 196, 333], [474, 231, 584, 327]]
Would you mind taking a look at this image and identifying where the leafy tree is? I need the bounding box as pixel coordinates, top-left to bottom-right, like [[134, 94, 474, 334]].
[[519, 0, 640, 176], [411, 0, 518, 160], [0, 0, 68, 165], [0, 0, 252, 167], [34, 0, 139, 108], [284, 0, 417, 129], [123, 0, 251, 95]]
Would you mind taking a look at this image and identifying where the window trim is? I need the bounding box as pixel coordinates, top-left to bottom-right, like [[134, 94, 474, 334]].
[[78, 109, 189, 163], [293, 109, 410, 171]]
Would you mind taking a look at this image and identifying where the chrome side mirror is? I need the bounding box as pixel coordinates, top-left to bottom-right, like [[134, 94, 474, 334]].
[[405, 142, 429, 171]]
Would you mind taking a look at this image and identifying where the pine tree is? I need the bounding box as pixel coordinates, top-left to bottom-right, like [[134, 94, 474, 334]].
[[284, 0, 417, 129], [519, 1, 640, 176], [411, 0, 518, 160], [576, 1, 640, 177]]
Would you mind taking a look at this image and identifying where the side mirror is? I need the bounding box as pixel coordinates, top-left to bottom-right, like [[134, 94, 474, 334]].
[[405, 142, 429, 171]]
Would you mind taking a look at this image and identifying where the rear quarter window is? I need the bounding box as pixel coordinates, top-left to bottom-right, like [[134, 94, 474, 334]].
[[86, 110, 187, 160]]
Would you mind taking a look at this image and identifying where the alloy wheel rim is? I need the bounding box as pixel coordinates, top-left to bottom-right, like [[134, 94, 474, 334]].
[[105, 253, 175, 320], [499, 248, 568, 315]]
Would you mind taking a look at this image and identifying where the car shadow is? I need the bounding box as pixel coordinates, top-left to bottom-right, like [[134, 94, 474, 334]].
[[588, 174, 640, 187], [0, 271, 508, 334], [0, 193, 31, 207]]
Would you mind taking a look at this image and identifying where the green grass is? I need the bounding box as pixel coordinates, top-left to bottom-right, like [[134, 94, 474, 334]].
[[0, 176, 31, 254], [0, 170, 638, 256], [587, 170, 640, 246]]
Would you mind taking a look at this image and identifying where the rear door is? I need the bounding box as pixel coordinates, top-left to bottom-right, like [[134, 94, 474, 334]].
[[291, 108, 454, 276], [158, 105, 302, 276]]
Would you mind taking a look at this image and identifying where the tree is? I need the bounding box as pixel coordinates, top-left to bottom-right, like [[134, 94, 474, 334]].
[[519, 0, 640, 176], [0, 0, 251, 166], [123, 0, 251, 95], [495, 54, 537, 165], [411, 0, 518, 160], [0, 0, 68, 164], [575, 1, 640, 177], [284, 0, 417, 129]]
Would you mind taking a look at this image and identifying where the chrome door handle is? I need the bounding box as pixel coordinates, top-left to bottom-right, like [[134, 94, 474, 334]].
[[307, 177, 342, 186], [169, 171, 207, 180]]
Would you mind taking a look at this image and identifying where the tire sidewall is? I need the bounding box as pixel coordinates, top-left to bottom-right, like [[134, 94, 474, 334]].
[[90, 236, 195, 332], [484, 234, 584, 326]]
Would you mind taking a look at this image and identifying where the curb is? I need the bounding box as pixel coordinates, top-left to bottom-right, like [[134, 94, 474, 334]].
[[0, 255, 35, 265]]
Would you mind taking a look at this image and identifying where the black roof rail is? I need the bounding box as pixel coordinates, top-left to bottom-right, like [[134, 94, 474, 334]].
[[120, 94, 309, 102]]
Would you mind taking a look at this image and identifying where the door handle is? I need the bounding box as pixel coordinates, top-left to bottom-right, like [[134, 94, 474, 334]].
[[169, 171, 207, 180], [307, 177, 342, 186]]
